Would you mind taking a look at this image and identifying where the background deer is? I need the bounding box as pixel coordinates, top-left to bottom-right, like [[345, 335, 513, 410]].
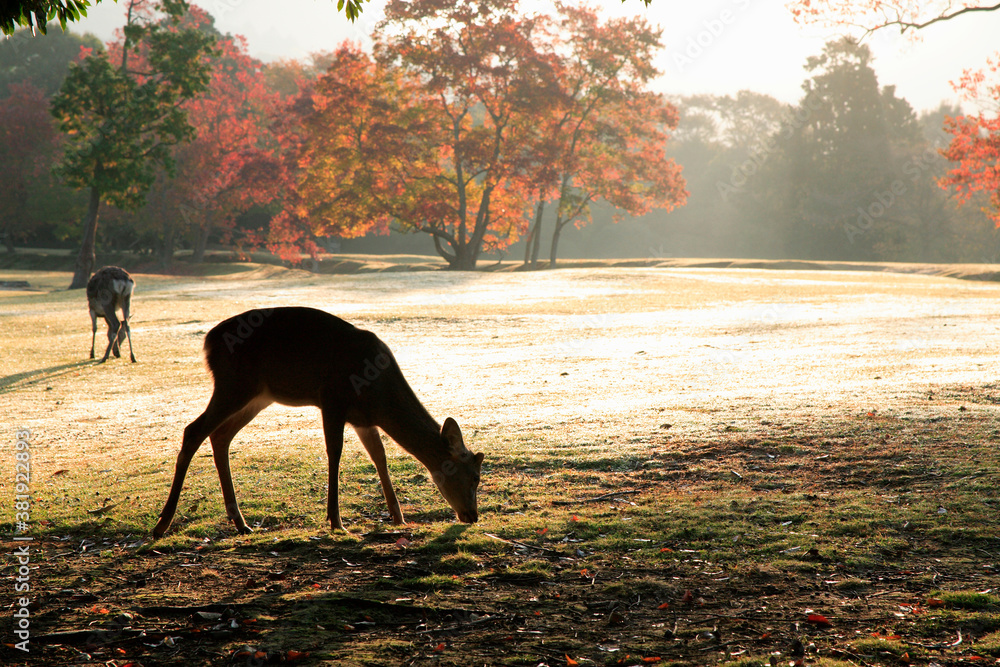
[[87, 266, 136, 363], [152, 307, 484, 537]]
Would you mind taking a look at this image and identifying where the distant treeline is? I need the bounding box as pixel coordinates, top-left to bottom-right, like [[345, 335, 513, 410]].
[[0, 4, 996, 269]]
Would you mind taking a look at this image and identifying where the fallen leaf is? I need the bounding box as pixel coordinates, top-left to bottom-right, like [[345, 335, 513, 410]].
[[434, 643, 445, 652], [681, 590, 694, 604], [395, 537, 411, 548], [566, 655, 579, 666], [52, 469, 68, 476], [642, 657, 662, 663], [657, 602, 670, 610], [926, 597, 945, 607], [806, 613, 832, 627], [286, 650, 309, 661], [537, 527, 548, 536]]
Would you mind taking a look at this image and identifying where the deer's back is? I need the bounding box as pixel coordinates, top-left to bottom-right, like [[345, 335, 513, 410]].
[[203, 307, 402, 413], [87, 267, 134, 313]]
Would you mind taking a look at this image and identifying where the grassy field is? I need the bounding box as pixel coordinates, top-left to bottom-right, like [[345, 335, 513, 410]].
[[1, 263, 999, 666]]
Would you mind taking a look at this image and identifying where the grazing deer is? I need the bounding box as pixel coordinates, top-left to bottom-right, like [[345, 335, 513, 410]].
[[87, 266, 136, 363], [152, 307, 484, 537]]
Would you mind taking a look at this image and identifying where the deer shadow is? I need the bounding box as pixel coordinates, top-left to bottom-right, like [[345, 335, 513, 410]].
[[0, 360, 93, 395]]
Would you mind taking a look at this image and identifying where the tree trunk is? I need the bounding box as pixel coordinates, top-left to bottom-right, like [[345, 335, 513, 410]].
[[449, 242, 478, 270], [160, 220, 175, 268], [530, 211, 543, 267], [193, 223, 211, 263], [523, 198, 545, 269], [68, 185, 102, 289], [549, 220, 566, 270], [3, 221, 14, 254]]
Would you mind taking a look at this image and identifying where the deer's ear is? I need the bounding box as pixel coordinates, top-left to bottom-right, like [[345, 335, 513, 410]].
[[441, 417, 465, 455], [474, 452, 484, 467]]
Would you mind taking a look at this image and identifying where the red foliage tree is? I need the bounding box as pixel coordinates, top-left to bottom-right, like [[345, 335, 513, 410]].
[[121, 10, 283, 264], [0, 81, 58, 253], [280, 0, 559, 270], [940, 54, 1000, 227], [524, 3, 687, 268]]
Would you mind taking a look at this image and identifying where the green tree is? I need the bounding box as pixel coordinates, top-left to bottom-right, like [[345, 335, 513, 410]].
[[777, 38, 924, 260], [0, 27, 102, 99], [50, 0, 215, 289]]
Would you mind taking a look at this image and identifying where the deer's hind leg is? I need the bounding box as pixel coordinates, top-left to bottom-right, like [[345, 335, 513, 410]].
[[120, 293, 136, 362], [89, 309, 98, 359], [98, 310, 121, 363], [153, 388, 260, 538], [354, 426, 405, 525], [209, 399, 269, 534]]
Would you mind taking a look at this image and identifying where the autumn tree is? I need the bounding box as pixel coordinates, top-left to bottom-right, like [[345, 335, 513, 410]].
[[283, 0, 558, 270], [0, 81, 58, 252], [527, 3, 686, 269], [940, 55, 1000, 228], [51, 0, 215, 289], [129, 20, 283, 265]]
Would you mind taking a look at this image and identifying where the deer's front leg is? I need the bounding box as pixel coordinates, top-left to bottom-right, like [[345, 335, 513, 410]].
[[321, 405, 347, 531]]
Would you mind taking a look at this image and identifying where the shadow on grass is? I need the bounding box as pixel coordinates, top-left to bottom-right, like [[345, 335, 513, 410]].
[[0, 360, 93, 395]]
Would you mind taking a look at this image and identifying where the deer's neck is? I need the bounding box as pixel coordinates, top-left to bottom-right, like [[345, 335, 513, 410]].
[[375, 375, 448, 470]]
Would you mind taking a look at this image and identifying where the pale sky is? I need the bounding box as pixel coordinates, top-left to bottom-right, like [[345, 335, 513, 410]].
[[76, 0, 1000, 113]]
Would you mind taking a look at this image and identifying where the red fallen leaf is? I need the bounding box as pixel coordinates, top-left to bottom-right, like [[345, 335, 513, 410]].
[[538, 527, 548, 535], [926, 597, 945, 607], [571, 515, 579, 522], [52, 469, 68, 476], [681, 590, 694, 604], [254, 652, 267, 660], [115, 648, 127, 655], [566, 655, 580, 666], [642, 658, 662, 663], [91, 606, 110, 614], [660, 547, 674, 553], [287, 650, 310, 661], [900, 652, 911, 664], [434, 643, 445, 652], [657, 602, 670, 610], [806, 613, 832, 627], [395, 537, 411, 548], [311, 583, 321, 589], [534, 611, 542, 616], [871, 633, 901, 640], [580, 568, 590, 577]]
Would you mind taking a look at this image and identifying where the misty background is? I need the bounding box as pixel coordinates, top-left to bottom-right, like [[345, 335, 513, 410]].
[[2, 0, 999, 264]]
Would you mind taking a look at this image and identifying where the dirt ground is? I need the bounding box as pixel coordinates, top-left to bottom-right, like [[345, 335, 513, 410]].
[[1, 264, 999, 666]]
